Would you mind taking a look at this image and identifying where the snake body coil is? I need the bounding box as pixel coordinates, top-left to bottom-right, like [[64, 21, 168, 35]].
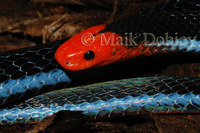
[[1, 77, 200, 125], [0, 40, 71, 106]]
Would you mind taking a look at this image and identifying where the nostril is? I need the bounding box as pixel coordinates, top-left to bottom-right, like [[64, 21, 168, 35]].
[[66, 60, 70, 66]]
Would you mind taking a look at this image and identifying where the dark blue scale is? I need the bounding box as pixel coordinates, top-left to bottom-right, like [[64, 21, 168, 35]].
[[0, 40, 71, 106]]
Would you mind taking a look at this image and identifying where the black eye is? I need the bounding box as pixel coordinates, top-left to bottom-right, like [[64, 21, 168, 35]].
[[84, 50, 95, 60]]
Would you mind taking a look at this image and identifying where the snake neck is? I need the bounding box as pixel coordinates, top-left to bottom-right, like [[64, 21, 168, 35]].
[[108, 37, 200, 64], [127, 38, 200, 58], [100, 0, 200, 59]]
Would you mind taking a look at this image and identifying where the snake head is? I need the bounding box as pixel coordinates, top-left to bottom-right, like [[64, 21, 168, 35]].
[[55, 24, 131, 71]]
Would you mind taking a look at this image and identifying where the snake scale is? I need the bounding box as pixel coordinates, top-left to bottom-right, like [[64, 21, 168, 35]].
[[1, 0, 200, 125]]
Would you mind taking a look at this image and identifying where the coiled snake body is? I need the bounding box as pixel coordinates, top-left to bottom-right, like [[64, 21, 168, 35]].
[[1, 0, 200, 125]]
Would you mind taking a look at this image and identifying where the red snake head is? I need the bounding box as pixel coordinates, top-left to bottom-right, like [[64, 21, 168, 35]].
[[55, 24, 133, 71]]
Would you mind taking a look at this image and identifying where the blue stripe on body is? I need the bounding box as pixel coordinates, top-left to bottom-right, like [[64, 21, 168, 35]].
[[0, 69, 71, 98], [0, 92, 199, 125]]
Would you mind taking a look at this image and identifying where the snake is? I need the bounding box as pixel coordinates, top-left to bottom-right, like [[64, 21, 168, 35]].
[[1, 0, 200, 125]]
